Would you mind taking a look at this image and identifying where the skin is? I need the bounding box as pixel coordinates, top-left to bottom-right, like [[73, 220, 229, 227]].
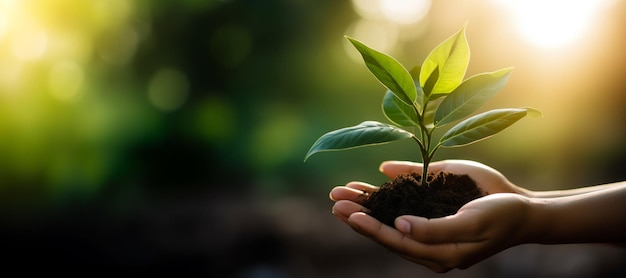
[[329, 160, 626, 273]]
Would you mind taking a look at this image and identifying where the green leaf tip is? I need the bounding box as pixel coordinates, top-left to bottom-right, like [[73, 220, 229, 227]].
[[525, 107, 543, 118], [344, 36, 417, 106]]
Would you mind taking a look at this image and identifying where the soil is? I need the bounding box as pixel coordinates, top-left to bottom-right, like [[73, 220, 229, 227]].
[[361, 171, 485, 227]]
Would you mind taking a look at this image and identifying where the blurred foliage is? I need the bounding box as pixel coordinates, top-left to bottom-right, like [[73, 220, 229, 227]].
[[0, 0, 362, 206], [0, 0, 625, 209], [1, 1, 625, 275]]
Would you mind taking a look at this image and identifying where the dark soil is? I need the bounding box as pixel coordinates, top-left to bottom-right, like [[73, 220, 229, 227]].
[[362, 172, 484, 227]]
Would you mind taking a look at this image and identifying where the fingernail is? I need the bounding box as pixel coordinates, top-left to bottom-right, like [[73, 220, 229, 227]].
[[329, 192, 336, 201], [395, 218, 411, 234], [378, 161, 387, 172]]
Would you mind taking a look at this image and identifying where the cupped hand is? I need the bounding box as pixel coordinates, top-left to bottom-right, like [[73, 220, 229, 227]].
[[329, 160, 535, 272], [332, 191, 534, 272], [329, 159, 526, 223]]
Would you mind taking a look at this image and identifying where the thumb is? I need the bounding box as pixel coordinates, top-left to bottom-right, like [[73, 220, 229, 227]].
[[395, 213, 477, 244]]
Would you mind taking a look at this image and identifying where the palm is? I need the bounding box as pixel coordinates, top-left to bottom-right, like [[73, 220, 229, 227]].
[[380, 160, 522, 195]]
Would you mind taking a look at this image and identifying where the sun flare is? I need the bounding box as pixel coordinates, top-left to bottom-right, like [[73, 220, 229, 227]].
[[494, 0, 614, 49]]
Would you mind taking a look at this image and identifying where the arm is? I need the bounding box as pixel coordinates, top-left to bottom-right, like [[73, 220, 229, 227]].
[[330, 160, 626, 272], [526, 181, 625, 198], [530, 182, 626, 244]]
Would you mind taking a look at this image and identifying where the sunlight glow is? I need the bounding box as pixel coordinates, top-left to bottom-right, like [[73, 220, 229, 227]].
[[495, 0, 614, 49], [0, 12, 8, 40], [11, 23, 49, 60]]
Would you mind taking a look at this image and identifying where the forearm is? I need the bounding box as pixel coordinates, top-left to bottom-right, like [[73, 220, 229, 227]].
[[521, 181, 626, 198], [526, 183, 626, 244]]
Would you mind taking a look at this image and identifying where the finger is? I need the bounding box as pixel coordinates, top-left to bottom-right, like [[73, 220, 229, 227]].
[[330, 182, 376, 203], [396, 216, 489, 269], [379, 161, 452, 178], [379, 161, 423, 179], [348, 213, 453, 263], [332, 200, 368, 223], [350, 212, 484, 268], [329, 186, 368, 202], [347, 212, 396, 239], [348, 213, 423, 253], [396, 211, 484, 244], [345, 181, 378, 194], [381, 160, 489, 178]]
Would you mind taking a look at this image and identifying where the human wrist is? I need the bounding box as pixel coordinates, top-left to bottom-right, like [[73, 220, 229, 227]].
[[520, 196, 552, 244]]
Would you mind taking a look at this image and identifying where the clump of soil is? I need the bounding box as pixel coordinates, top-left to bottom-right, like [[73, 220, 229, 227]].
[[362, 172, 484, 227]]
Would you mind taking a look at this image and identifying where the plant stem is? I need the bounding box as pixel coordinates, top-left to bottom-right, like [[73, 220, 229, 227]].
[[414, 93, 437, 185], [413, 135, 429, 184], [415, 121, 433, 185], [422, 128, 436, 186]]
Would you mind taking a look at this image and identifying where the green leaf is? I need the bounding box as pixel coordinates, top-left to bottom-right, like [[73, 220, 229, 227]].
[[422, 65, 439, 97], [422, 96, 445, 128], [382, 90, 419, 126], [435, 67, 514, 127], [409, 66, 424, 112], [304, 121, 413, 161], [420, 24, 470, 95], [439, 108, 532, 147], [346, 36, 416, 105]]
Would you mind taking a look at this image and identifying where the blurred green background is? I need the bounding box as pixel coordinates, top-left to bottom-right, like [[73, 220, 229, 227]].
[[1, 0, 625, 276]]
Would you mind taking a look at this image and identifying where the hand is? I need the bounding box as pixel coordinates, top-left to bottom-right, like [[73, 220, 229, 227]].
[[329, 160, 533, 272], [332, 192, 532, 272]]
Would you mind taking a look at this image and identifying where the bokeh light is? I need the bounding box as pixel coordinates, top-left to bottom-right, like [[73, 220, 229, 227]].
[[352, 0, 431, 25], [148, 67, 189, 111], [346, 0, 431, 59], [48, 61, 84, 101]]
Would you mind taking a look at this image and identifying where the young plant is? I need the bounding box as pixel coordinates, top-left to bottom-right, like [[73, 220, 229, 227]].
[[305, 25, 540, 184]]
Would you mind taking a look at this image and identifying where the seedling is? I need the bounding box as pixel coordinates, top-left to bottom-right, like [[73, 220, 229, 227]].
[[305, 25, 540, 184]]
